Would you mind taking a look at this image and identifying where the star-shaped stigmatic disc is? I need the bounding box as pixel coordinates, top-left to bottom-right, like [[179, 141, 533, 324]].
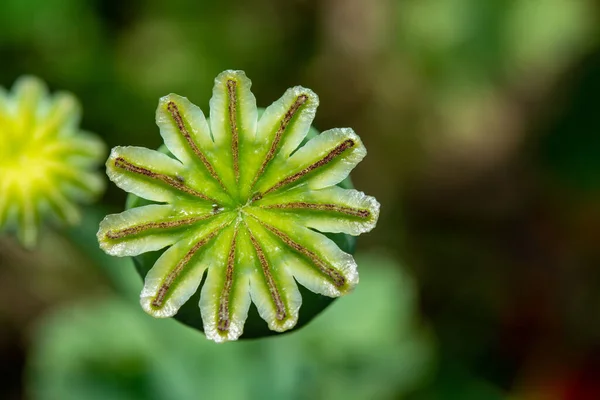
[[98, 70, 380, 342]]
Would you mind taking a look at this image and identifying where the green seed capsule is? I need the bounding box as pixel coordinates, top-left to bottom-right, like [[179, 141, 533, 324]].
[[98, 70, 380, 342]]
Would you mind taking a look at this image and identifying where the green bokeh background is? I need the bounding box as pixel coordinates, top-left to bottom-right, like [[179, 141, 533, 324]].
[[1, 0, 600, 399]]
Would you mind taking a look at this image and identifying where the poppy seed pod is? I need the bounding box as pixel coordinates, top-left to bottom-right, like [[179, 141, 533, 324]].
[[98, 70, 379, 342]]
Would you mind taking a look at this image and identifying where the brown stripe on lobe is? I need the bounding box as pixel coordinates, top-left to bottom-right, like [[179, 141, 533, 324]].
[[262, 202, 370, 219], [151, 228, 222, 308], [166, 101, 227, 190], [113, 157, 215, 201], [250, 94, 308, 190], [260, 138, 355, 197], [258, 221, 346, 288], [106, 214, 213, 240], [247, 228, 287, 320], [226, 80, 240, 183], [217, 225, 238, 332]]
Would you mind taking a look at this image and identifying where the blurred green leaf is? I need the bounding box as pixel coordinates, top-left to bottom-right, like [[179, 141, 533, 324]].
[[27, 253, 434, 400]]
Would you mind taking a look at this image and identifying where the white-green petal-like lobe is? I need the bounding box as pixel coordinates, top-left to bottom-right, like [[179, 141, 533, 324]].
[[209, 70, 257, 146], [208, 70, 258, 196], [290, 128, 366, 190], [141, 213, 235, 318], [244, 217, 302, 332], [210, 70, 258, 147], [140, 238, 208, 318], [255, 127, 366, 196], [106, 146, 189, 203], [98, 204, 216, 257], [240, 87, 319, 199], [247, 209, 359, 296], [156, 94, 235, 204], [199, 223, 252, 343], [156, 93, 213, 165], [256, 185, 380, 235], [256, 86, 318, 158]]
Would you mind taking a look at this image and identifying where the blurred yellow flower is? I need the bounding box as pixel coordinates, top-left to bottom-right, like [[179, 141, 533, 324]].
[[0, 76, 106, 247]]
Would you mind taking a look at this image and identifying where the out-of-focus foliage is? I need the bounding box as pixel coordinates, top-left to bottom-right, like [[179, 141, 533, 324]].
[[27, 253, 434, 400], [399, 0, 592, 83], [0, 76, 106, 247], [395, 0, 595, 173]]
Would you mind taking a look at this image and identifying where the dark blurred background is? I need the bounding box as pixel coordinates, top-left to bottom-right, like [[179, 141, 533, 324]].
[[1, 0, 600, 399]]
